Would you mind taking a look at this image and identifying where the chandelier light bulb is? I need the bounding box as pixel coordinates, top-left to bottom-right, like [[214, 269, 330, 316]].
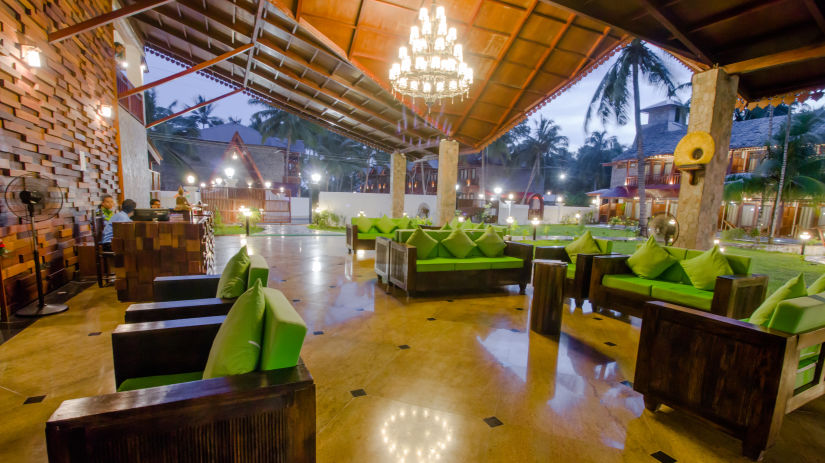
[[419, 7, 428, 21]]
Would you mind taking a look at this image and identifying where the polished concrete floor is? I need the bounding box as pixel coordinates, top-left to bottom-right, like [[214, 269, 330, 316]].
[[1, 234, 824, 462]]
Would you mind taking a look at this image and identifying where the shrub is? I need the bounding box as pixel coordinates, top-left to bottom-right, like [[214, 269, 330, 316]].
[[721, 227, 747, 241], [313, 210, 342, 229]]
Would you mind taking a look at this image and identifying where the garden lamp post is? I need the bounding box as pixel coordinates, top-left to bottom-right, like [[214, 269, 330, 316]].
[[531, 217, 540, 240], [243, 208, 252, 236], [800, 231, 811, 256], [506, 216, 514, 236], [575, 212, 581, 225], [310, 172, 321, 223]]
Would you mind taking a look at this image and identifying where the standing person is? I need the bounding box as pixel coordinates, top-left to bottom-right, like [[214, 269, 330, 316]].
[[101, 199, 136, 252], [98, 194, 115, 221]]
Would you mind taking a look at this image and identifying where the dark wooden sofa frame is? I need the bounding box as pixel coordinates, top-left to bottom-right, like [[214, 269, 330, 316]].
[[346, 223, 376, 253], [534, 248, 611, 308], [635, 301, 825, 460], [46, 315, 316, 463], [387, 240, 533, 296], [124, 273, 234, 323], [589, 254, 768, 320]]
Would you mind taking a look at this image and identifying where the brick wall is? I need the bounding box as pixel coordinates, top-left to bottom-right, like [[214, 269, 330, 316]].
[[0, 0, 119, 317]]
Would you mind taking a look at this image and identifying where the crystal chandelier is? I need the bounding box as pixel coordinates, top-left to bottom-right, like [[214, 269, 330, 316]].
[[389, 2, 473, 109]]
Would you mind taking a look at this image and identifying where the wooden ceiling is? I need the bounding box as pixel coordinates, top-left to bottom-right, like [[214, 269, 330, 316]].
[[116, 0, 825, 155]]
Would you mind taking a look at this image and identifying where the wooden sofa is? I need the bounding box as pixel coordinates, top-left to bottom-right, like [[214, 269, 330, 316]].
[[124, 254, 269, 323], [589, 249, 768, 320], [635, 299, 825, 460], [46, 315, 315, 463], [534, 238, 613, 308], [346, 217, 413, 253], [386, 229, 533, 296]]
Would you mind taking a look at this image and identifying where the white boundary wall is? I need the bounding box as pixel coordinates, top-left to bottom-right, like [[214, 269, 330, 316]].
[[317, 192, 439, 221]]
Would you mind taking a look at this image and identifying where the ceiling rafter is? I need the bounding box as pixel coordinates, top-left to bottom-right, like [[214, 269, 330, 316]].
[[636, 0, 711, 64], [686, 0, 786, 34], [348, 0, 366, 59], [147, 88, 243, 128], [804, 0, 825, 35], [48, 0, 174, 43], [242, 0, 268, 88]]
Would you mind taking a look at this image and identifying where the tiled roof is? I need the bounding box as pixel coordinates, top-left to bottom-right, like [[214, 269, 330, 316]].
[[614, 116, 790, 161], [198, 124, 306, 153]]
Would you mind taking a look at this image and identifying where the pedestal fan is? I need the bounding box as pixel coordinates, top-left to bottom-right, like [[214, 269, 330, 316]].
[[649, 212, 679, 246], [3, 173, 68, 316]]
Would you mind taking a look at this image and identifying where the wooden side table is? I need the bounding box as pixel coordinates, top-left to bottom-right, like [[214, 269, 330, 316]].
[[531, 259, 567, 335]]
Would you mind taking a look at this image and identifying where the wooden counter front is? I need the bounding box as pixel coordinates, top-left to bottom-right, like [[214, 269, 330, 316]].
[[112, 217, 215, 301]]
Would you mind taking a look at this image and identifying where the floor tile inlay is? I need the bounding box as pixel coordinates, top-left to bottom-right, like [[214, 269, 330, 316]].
[[651, 450, 677, 463], [23, 395, 45, 404], [483, 416, 503, 428], [350, 389, 367, 398]]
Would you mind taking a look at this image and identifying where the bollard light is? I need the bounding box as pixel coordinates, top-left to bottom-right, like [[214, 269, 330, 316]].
[[531, 217, 540, 240], [800, 231, 812, 256]]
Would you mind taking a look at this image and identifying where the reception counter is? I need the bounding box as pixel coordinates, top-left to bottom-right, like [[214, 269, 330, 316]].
[[112, 216, 214, 301]]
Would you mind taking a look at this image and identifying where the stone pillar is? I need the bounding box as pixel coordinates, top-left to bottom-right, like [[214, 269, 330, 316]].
[[436, 139, 459, 226], [674, 68, 739, 250], [390, 151, 406, 217]]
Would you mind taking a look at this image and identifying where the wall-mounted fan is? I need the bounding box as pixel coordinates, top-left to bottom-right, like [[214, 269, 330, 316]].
[[649, 212, 679, 246], [3, 173, 68, 317]]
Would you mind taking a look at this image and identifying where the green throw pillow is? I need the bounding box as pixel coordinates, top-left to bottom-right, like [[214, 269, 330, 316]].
[[626, 236, 674, 279], [441, 228, 477, 258], [203, 280, 266, 379], [807, 273, 825, 296], [749, 273, 807, 326], [680, 245, 733, 291], [564, 230, 602, 264], [406, 228, 438, 259], [475, 226, 506, 257], [396, 217, 411, 229], [216, 246, 251, 299], [353, 216, 373, 232], [260, 288, 307, 371], [376, 215, 397, 234]]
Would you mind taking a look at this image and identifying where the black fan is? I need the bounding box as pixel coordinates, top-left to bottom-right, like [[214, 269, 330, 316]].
[[4, 173, 68, 316], [649, 212, 679, 246]]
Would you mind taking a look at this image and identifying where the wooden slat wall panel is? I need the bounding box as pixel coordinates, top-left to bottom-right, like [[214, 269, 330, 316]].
[[0, 0, 119, 319]]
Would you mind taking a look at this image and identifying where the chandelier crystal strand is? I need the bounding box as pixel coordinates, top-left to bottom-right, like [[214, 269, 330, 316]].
[[389, 2, 473, 110]]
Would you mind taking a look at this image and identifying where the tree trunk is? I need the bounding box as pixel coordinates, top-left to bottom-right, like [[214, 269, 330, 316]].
[[481, 147, 486, 199], [756, 194, 766, 243], [632, 55, 648, 236], [769, 106, 793, 242], [420, 160, 427, 195]]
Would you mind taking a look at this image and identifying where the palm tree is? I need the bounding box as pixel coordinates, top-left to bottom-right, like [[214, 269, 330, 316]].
[[227, 116, 243, 124], [144, 89, 200, 136], [575, 131, 623, 191], [513, 117, 568, 203], [249, 99, 321, 162], [187, 95, 224, 128], [585, 39, 677, 235]]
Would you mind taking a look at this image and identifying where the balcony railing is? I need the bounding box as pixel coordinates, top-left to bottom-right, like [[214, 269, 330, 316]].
[[117, 72, 144, 124], [150, 170, 161, 191], [625, 172, 680, 186]]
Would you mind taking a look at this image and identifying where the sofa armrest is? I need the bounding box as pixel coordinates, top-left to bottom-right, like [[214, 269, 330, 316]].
[[125, 298, 235, 323], [388, 241, 416, 291], [346, 223, 356, 248], [505, 240, 533, 260], [534, 246, 569, 262], [634, 301, 796, 458], [710, 274, 769, 320], [112, 316, 224, 386], [153, 274, 221, 301]]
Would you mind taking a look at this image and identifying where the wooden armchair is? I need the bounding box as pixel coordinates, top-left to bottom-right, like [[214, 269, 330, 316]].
[[46, 316, 316, 463], [534, 246, 612, 308], [634, 301, 825, 460]]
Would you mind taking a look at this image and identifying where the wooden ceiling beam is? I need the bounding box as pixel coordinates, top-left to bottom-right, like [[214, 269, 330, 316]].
[[147, 88, 243, 128], [804, 0, 825, 35], [722, 42, 825, 74], [686, 0, 786, 34], [493, 13, 574, 128], [637, 0, 711, 64], [48, 0, 174, 43], [243, 0, 269, 88], [348, 0, 366, 59], [120, 43, 253, 98], [451, 0, 539, 137]]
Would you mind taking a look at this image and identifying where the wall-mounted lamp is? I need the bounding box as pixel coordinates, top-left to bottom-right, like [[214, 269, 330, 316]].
[[199, 182, 206, 188], [22, 46, 42, 68], [232, 152, 238, 160], [214, 177, 223, 185], [264, 181, 272, 189], [99, 104, 113, 118], [247, 181, 252, 188]]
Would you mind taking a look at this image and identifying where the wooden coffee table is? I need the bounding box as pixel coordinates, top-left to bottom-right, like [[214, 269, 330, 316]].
[[530, 259, 567, 335]]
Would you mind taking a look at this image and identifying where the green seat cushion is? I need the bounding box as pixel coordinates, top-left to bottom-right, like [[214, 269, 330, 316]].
[[488, 256, 523, 269], [357, 232, 394, 240], [394, 217, 411, 230], [203, 280, 266, 379], [375, 215, 397, 234], [749, 273, 807, 326], [453, 257, 494, 270], [260, 288, 307, 371], [680, 245, 733, 291], [650, 282, 714, 311], [766, 290, 825, 333], [248, 254, 269, 289], [353, 216, 374, 232], [602, 274, 653, 296], [441, 229, 477, 258], [117, 371, 204, 392], [416, 257, 456, 272], [566, 264, 576, 279], [564, 231, 601, 264], [216, 246, 251, 299], [627, 236, 675, 279], [406, 228, 438, 259], [475, 226, 506, 257], [808, 273, 825, 295]]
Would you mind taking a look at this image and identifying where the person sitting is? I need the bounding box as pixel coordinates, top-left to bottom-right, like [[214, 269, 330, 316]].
[[150, 198, 162, 209], [101, 199, 136, 252], [97, 194, 115, 221]]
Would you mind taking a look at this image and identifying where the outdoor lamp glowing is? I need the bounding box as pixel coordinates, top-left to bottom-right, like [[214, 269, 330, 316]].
[[575, 213, 581, 219], [494, 187, 502, 195], [477, 193, 484, 199], [311, 172, 321, 183], [559, 173, 567, 180], [358, 210, 365, 216], [224, 167, 235, 179], [214, 177, 223, 185], [546, 191, 552, 196], [232, 152, 238, 160], [200, 182, 206, 188], [279, 186, 284, 193], [457, 216, 465, 223], [264, 181, 272, 188], [531, 218, 540, 226], [242, 209, 252, 217], [247, 181, 253, 188], [22, 46, 41, 67], [506, 216, 514, 224], [713, 239, 720, 246], [800, 231, 812, 241], [557, 195, 564, 203], [508, 193, 514, 200], [99, 104, 113, 118], [186, 175, 195, 185]]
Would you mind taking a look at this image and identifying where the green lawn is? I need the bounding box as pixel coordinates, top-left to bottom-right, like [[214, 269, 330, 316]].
[[214, 224, 264, 236], [526, 239, 824, 293], [307, 224, 345, 233], [511, 224, 637, 238]]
